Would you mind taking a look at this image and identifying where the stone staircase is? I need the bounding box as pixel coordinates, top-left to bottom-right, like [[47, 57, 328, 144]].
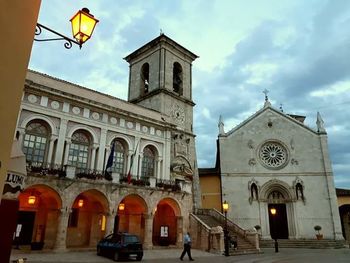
[[195, 209, 260, 255], [260, 239, 347, 249]]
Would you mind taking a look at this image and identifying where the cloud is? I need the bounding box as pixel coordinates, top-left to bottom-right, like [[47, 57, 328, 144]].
[[30, 0, 350, 188]]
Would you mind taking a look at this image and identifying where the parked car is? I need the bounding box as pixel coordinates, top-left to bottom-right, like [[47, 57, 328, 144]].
[[97, 233, 143, 261]]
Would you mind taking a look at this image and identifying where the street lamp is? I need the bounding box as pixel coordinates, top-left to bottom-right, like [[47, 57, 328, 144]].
[[35, 8, 99, 49], [270, 207, 278, 253], [222, 200, 229, 257]]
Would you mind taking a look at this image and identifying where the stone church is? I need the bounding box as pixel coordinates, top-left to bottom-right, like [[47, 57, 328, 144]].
[[6, 34, 203, 250], [200, 96, 344, 242]]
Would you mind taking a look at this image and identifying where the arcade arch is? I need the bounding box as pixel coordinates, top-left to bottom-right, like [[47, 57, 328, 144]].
[[152, 198, 181, 246], [17, 184, 62, 249], [66, 189, 109, 248], [117, 194, 148, 242]]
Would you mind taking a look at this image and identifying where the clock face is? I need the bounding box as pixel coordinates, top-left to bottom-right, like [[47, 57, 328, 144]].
[[172, 104, 185, 125]]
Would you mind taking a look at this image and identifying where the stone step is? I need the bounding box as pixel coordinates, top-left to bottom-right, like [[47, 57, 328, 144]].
[[229, 249, 262, 256], [260, 239, 346, 249]]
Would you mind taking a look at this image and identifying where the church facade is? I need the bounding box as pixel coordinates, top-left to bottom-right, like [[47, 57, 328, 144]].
[[206, 98, 344, 241], [11, 34, 202, 250]]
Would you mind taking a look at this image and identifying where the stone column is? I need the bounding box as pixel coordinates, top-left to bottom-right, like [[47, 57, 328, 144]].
[[63, 139, 71, 165], [156, 157, 162, 179], [106, 211, 116, 236], [54, 119, 68, 165], [176, 216, 183, 248], [54, 208, 70, 251], [96, 129, 107, 171], [260, 202, 271, 240], [143, 214, 153, 249], [47, 136, 57, 165], [90, 144, 98, 170]]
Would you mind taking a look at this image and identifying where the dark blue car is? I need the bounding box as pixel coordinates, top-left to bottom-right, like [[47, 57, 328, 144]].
[[97, 233, 143, 261]]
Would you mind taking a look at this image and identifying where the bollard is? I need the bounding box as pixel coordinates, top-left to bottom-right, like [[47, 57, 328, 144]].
[[274, 239, 279, 253]]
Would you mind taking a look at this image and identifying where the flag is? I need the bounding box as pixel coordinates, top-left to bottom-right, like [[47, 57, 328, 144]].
[[127, 170, 132, 184], [126, 139, 140, 184], [105, 142, 115, 176]]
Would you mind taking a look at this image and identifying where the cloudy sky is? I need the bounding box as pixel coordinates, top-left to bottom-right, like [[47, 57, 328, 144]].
[[30, 0, 350, 188]]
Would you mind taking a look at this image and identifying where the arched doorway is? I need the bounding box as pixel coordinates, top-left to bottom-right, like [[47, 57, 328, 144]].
[[152, 198, 181, 246], [117, 195, 148, 242], [17, 185, 62, 249], [66, 189, 109, 248], [267, 190, 289, 239], [339, 205, 350, 241], [268, 203, 288, 239], [262, 183, 295, 240]]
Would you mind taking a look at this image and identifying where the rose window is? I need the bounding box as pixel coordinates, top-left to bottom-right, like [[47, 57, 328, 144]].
[[259, 142, 287, 169]]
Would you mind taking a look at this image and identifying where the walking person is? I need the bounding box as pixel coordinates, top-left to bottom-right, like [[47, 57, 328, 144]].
[[180, 232, 194, 261]]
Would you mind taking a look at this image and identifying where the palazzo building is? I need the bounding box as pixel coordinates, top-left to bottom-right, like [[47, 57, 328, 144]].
[[11, 34, 202, 250]]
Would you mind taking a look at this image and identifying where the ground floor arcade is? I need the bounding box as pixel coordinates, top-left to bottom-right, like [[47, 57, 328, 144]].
[[14, 177, 192, 250]]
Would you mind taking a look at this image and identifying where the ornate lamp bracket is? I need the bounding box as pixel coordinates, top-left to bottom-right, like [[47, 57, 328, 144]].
[[34, 23, 81, 49]]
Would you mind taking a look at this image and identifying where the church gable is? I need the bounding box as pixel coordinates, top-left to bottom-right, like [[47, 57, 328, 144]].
[[219, 107, 327, 174]]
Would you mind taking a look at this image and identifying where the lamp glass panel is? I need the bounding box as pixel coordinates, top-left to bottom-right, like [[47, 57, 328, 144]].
[[80, 12, 97, 38], [222, 202, 229, 212], [70, 12, 81, 39]]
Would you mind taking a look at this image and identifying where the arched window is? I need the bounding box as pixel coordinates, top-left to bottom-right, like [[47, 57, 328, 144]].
[[141, 63, 149, 95], [68, 130, 91, 168], [112, 140, 126, 173], [173, 62, 183, 95], [141, 146, 155, 178], [23, 120, 50, 165]]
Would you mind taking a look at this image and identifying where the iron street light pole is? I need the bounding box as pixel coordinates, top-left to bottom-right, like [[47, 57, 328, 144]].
[[223, 200, 229, 257]]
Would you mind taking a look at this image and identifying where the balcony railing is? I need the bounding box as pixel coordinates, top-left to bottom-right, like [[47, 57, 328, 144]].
[[75, 167, 104, 180], [156, 178, 181, 192], [26, 162, 66, 177], [119, 174, 151, 186], [26, 162, 189, 193]]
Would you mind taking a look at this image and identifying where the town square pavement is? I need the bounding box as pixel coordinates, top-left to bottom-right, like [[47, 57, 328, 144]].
[[10, 248, 350, 263]]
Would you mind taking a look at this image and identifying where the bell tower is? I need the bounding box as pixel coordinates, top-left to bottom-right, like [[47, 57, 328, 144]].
[[124, 34, 201, 210], [124, 34, 198, 133]]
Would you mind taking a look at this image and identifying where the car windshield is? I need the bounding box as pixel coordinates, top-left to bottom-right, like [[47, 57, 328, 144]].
[[123, 235, 139, 243]]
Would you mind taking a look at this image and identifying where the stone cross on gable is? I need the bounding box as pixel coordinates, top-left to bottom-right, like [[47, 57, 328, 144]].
[[263, 89, 269, 101]]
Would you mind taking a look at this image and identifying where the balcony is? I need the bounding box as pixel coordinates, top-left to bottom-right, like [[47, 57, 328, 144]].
[[25, 162, 191, 193]]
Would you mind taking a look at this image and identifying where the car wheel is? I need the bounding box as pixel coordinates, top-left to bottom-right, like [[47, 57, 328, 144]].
[[97, 247, 102, 256], [136, 254, 143, 261], [113, 251, 119, 261]]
